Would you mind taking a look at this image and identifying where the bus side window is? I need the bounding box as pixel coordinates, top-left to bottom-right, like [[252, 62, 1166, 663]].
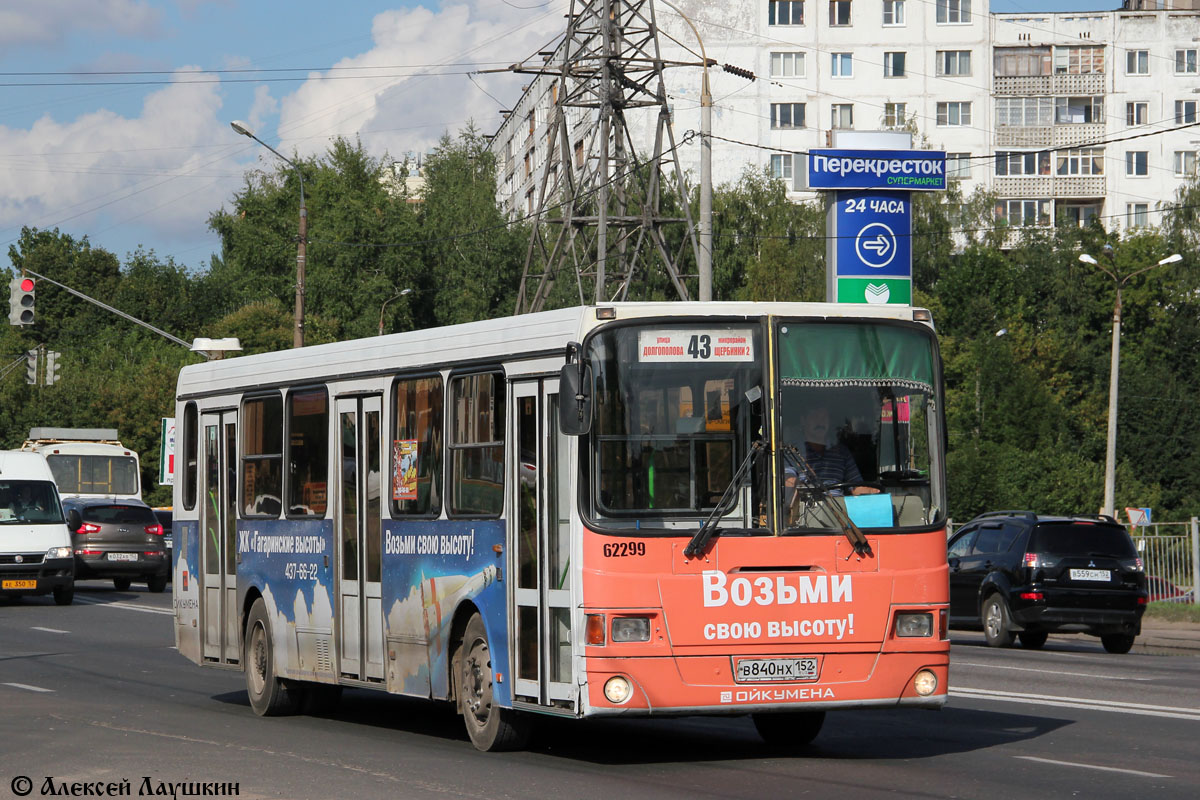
[[448, 372, 504, 517], [392, 375, 444, 517], [242, 394, 284, 517], [287, 388, 328, 517], [183, 402, 198, 511]]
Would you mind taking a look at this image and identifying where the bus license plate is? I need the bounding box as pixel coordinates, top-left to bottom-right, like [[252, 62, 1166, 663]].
[[1069, 569, 1111, 582], [107, 553, 138, 562], [734, 657, 820, 683], [2, 580, 37, 590]]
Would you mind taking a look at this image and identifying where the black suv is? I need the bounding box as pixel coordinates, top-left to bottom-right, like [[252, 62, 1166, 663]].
[[947, 511, 1147, 653]]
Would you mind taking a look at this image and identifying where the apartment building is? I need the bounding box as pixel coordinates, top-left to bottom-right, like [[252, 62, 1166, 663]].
[[490, 1, 1200, 233]]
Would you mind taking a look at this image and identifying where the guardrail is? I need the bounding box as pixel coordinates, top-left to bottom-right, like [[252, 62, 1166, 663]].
[[1131, 517, 1199, 605]]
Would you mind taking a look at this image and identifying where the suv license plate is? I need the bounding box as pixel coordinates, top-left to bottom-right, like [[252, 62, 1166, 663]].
[[734, 657, 820, 683], [107, 553, 138, 562], [1069, 568, 1111, 582], [2, 579, 37, 590]]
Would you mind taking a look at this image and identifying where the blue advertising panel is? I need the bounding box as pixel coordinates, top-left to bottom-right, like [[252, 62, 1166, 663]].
[[807, 149, 946, 191], [834, 190, 911, 279]]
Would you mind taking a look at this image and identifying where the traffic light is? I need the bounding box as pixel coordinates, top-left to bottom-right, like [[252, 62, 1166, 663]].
[[45, 350, 61, 385], [8, 275, 35, 325], [25, 349, 38, 384]]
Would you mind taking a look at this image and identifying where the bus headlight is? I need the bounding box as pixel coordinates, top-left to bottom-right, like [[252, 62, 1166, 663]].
[[603, 675, 632, 704], [914, 669, 938, 696], [611, 616, 650, 643], [895, 612, 933, 638]]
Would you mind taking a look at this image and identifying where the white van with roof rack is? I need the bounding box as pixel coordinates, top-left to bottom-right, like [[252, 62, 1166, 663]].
[[0, 450, 76, 605]]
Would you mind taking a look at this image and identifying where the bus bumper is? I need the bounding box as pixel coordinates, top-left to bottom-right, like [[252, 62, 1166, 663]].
[[581, 652, 948, 717]]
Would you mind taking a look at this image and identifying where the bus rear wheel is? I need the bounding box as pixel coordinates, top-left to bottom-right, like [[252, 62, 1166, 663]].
[[457, 613, 530, 751], [245, 598, 299, 716], [752, 710, 826, 746]]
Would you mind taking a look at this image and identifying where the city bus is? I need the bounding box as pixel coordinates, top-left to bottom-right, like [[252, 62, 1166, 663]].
[[171, 302, 949, 751], [21, 427, 142, 501]]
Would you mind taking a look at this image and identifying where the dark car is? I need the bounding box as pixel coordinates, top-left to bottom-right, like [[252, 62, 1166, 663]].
[[153, 508, 173, 554], [63, 498, 169, 592], [947, 511, 1147, 653]]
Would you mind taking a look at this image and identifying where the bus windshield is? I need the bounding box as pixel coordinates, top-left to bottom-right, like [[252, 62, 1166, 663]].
[[777, 321, 944, 531], [46, 454, 140, 497], [586, 322, 765, 529]]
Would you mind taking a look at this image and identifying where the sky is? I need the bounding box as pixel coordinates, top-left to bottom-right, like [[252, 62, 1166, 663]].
[[0, 0, 1124, 273]]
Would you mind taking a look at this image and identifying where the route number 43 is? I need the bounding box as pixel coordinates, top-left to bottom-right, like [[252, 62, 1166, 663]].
[[687, 334, 712, 359]]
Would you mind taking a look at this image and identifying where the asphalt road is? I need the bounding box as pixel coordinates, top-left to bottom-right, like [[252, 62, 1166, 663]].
[[2, 582, 1198, 800]]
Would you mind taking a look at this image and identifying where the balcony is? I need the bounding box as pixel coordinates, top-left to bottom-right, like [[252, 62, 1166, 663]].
[[993, 175, 1106, 198], [994, 73, 1107, 96]]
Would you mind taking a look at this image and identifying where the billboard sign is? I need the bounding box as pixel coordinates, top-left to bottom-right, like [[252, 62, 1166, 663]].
[[805, 149, 947, 191]]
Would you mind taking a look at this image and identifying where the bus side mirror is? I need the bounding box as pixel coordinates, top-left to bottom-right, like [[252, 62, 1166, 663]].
[[559, 343, 593, 436]]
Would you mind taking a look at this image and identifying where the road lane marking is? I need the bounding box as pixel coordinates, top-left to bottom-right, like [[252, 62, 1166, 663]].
[[1015, 756, 1170, 779], [3, 683, 54, 693], [30, 627, 69, 634], [953, 661, 1155, 681], [75, 596, 173, 615], [952, 687, 1200, 721]]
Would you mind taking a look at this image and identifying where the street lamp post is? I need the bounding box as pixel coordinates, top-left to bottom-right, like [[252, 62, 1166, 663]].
[[1079, 250, 1182, 518], [660, 1, 713, 301], [231, 120, 307, 349], [378, 288, 412, 336]]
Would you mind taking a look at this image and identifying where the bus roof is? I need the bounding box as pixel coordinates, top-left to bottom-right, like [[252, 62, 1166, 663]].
[[176, 301, 934, 399]]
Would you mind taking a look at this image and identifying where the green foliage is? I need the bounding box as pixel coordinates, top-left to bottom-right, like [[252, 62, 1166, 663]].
[[3, 128, 1199, 522]]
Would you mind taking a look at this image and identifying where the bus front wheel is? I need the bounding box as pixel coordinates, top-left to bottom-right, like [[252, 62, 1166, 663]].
[[456, 613, 530, 751], [752, 710, 826, 746], [245, 598, 299, 716]]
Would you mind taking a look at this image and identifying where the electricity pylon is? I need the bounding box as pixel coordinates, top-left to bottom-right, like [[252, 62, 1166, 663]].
[[512, 0, 702, 314]]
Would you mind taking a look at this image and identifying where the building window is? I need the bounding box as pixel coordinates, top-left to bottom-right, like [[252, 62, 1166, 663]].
[[936, 0, 971, 24], [527, 110, 536, 135], [1126, 151, 1148, 176], [1126, 102, 1148, 126], [1055, 96, 1103, 124], [996, 199, 1050, 227], [1126, 50, 1149, 75], [1056, 148, 1104, 176], [994, 46, 1050, 76], [884, 103, 907, 128], [937, 101, 971, 126], [1174, 150, 1197, 176], [883, 0, 905, 25], [1176, 49, 1198, 74], [937, 50, 971, 76], [831, 104, 854, 129], [574, 140, 584, 169], [831, 52, 853, 77], [1176, 100, 1197, 124], [829, 0, 851, 25], [770, 0, 805, 25], [995, 151, 1050, 177], [771, 102, 806, 129], [1054, 46, 1104, 75], [770, 51, 806, 78], [996, 97, 1053, 127], [1126, 203, 1149, 228], [884, 52, 906, 77], [770, 153, 794, 181], [947, 153, 971, 180]]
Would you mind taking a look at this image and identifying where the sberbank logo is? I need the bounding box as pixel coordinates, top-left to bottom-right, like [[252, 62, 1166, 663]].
[[836, 278, 911, 305]]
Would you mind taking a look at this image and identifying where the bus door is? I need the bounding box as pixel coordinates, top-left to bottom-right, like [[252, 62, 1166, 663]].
[[200, 411, 238, 664], [512, 378, 574, 708], [335, 395, 385, 681]]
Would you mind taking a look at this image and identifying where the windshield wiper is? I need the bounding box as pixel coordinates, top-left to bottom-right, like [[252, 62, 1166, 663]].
[[781, 444, 874, 558], [683, 439, 765, 560]]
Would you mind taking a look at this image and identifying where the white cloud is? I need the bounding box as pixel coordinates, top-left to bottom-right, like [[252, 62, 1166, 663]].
[[0, 1, 162, 48], [274, 2, 565, 160]]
